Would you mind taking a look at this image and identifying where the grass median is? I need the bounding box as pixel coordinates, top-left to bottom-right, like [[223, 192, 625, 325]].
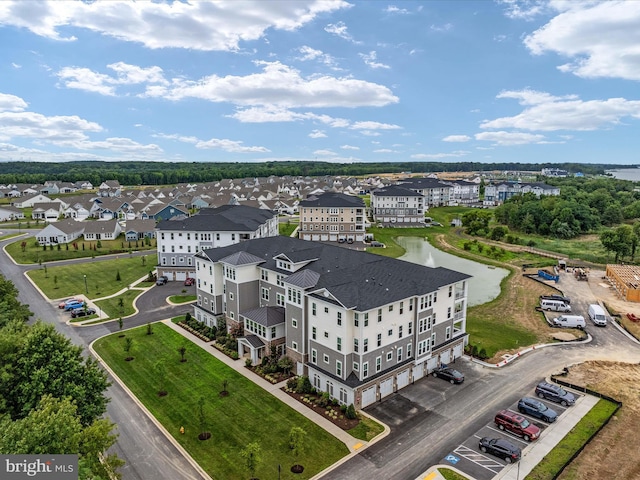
[[27, 256, 157, 300], [94, 324, 349, 479]]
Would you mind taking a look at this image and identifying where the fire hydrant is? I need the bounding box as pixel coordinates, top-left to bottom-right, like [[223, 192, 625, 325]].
[[180, 426, 185, 435]]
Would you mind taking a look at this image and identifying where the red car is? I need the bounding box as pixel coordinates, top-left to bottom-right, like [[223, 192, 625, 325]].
[[495, 410, 541, 441], [184, 277, 195, 286]]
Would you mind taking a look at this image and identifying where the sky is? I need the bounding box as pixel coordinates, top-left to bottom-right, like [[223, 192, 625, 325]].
[[1, 0, 640, 165]]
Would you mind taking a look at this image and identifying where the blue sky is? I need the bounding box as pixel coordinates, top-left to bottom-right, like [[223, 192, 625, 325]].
[[1, 0, 639, 164]]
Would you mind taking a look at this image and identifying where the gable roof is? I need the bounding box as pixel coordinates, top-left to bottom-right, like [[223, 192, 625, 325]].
[[156, 204, 274, 232], [239, 306, 285, 327], [299, 192, 364, 208]]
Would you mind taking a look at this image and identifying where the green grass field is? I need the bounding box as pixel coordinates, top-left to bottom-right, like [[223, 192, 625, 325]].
[[94, 324, 348, 479], [94, 289, 143, 319], [6, 235, 156, 264], [168, 294, 196, 304], [28, 256, 157, 300], [279, 222, 298, 237]]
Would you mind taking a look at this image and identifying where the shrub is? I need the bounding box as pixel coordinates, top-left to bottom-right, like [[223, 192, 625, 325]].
[[478, 348, 488, 359], [185, 312, 192, 323], [286, 377, 298, 390], [245, 358, 252, 367], [346, 404, 357, 420], [317, 392, 331, 408], [295, 376, 312, 394]]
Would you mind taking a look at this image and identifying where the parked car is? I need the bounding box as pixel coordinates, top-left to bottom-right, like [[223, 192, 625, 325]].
[[478, 437, 521, 463], [588, 304, 608, 327], [71, 307, 97, 318], [432, 367, 464, 384], [58, 298, 80, 309], [346, 238, 354, 244], [540, 294, 571, 304], [431, 221, 443, 227], [184, 277, 195, 286], [494, 410, 541, 441], [540, 299, 571, 312], [156, 275, 169, 286], [64, 301, 86, 311], [370, 241, 384, 247], [518, 397, 558, 423], [535, 382, 576, 406]]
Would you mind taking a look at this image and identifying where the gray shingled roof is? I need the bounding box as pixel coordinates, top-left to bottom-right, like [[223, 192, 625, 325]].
[[219, 251, 265, 266], [200, 236, 470, 311], [156, 204, 275, 232], [371, 185, 424, 197], [398, 177, 452, 189], [299, 192, 364, 208], [241, 335, 265, 348], [240, 306, 285, 327]]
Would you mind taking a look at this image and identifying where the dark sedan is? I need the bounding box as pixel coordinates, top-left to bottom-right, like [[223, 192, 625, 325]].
[[71, 307, 96, 318], [518, 397, 558, 423], [432, 367, 464, 384], [479, 437, 521, 463]]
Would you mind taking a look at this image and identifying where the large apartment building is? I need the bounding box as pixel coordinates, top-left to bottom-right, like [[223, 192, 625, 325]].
[[370, 185, 425, 224], [397, 177, 453, 208], [193, 236, 470, 408], [156, 205, 278, 281], [484, 182, 560, 205], [298, 192, 366, 242]]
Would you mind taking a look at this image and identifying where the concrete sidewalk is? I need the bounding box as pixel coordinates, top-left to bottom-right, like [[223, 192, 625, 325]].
[[162, 319, 371, 454]]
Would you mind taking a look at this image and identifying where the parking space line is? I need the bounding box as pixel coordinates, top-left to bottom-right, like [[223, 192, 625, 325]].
[[453, 445, 503, 474], [485, 426, 530, 445]]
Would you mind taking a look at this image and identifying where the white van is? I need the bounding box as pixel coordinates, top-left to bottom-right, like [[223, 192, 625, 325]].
[[541, 299, 571, 312], [588, 304, 607, 326], [553, 315, 586, 329]]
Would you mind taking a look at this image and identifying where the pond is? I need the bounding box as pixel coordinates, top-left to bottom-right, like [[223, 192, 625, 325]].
[[397, 236, 509, 306]]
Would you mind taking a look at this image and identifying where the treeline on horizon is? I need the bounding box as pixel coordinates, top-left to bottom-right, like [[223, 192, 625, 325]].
[[0, 160, 622, 186]]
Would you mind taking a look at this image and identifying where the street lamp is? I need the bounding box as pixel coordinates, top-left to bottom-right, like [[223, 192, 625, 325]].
[[83, 274, 88, 294]]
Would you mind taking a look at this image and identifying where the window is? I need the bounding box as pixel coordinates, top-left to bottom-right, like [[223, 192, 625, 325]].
[[353, 362, 359, 371], [378, 309, 382, 322], [364, 313, 369, 326], [323, 354, 329, 364], [449, 285, 453, 297], [386, 352, 392, 361], [292, 318, 298, 328], [337, 312, 342, 326], [324, 306, 329, 314], [388, 329, 393, 337], [276, 293, 285, 306], [400, 302, 404, 314], [271, 327, 276, 339], [336, 360, 342, 376], [287, 288, 301, 305], [261, 269, 269, 281], [363, 338, 368, 353], [337, 337, 342, 351], [340, 388, 348, 404], [389, 304, 393, 312], [229, 292, 234, 301], [224, 267, 236, 280], [313, 374, 321, 389], [431, 332, 436, 347], [376, 356, 381, 372], [418, 339, 429, 355], [408, 322, 413, 335], [354, 339, 359, 353], [397, 347, 402, 362], [312, 303, 316, 315], [324, 331, 329, 338], [407, 343, 412, 358], [398, 325, 403, 339], [312, 326, 316, 340], [311, 349, 317, 364], [354, 313, 359, 327], [409, 298, 413, 311], [292, 341, 298, 351], [446, 326, 451, 340], [216, 233, 220, 241], [447, 307, 452, 319], [277, 274, 284, 287], [363, 362, 369, 378], [261, 288, 269, 301], [433, 313, 437, 324], [377, 333, 382, 347]]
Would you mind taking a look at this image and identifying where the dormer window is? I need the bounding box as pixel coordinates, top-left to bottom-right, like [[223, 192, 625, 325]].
[[277, 260, 292, 271]]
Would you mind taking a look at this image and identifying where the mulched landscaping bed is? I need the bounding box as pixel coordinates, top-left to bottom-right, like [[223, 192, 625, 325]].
[[283, 389, 359, 431]]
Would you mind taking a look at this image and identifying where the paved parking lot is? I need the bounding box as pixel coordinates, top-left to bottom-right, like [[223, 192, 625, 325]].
[[439, 383, 584, 480]]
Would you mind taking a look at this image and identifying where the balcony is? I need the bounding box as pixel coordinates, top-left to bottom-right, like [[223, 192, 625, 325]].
[[454, 311, 465, 321], [455, 291, 465, 300]]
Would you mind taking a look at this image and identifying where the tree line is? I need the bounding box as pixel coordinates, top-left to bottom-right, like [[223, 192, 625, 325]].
[[0, 275, 122, 479], [0, 160, 612, 186]]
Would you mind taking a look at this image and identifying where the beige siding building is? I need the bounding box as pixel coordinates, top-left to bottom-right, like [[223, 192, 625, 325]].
[[299, 192, 366, 242]]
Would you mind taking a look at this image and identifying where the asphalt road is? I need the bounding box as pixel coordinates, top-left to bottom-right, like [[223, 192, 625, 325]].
[[0, 230, 204, 480]]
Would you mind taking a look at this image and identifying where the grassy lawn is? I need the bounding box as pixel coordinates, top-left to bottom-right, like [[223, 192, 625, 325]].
[[0, 232, 22, 241], [6, 235, 156, 264], [512, 233, 609, 265], [439, 468, 470, 480], [94, 289, 143, 319], [169, 294, 196, 304], [94, 324, 348, 479], [347, 415, 385, 441], [27, 256, 157, 300], [525, 399, 618, 480], [279, 222, 298, 237]]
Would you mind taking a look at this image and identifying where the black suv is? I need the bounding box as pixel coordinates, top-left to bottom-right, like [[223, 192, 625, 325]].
[[535, 381, 576, 406], [156, 275, 169, 286], [71, 307, 97, 318], [432, 367, 464, 384], [478, 437, 521, 463]]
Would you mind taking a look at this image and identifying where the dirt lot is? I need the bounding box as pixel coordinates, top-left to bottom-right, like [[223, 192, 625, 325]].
[[559, 361, 640, 480]]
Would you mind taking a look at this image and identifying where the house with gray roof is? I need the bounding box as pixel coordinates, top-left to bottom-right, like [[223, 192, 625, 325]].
[[370, 185, 426, 225], [155, 204, 278, 282], [298, 192, 366, 242], [36, 219, 85, 246], [193, 236, 470, 409], [82, 219, 122, 241], [484, 181, 560, 205]]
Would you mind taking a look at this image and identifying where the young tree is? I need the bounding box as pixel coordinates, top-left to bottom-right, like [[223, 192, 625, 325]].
[[277, 356, 294, 376], [116, 270, 121, 282], [178, 345, 187, 362], [118, 317, 123, 331], [146, 322, 153, 335], [53, 275, 58, 289], [124, 338, 133, 360], [240, 442, 262, 479], [288, 426, 307, 473], [154, 361, 167, 396]]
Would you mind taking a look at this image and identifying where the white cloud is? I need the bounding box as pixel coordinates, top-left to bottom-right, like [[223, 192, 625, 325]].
[[309, 129, 327, 138], [499, 0, 547, 20], [0, 93, 28, 112], [430, 23, 453, 32], [340, 144, 359, 150], [63, 137, 162, 153], [359, 130, 382, 136], [373, 148, 394, 153], [524, 2, 640, 80], [155, 132, 269, 153], [324, 21, 360, 43], [11, 62, 21, 69], [296, 45, 340, 69], [442, 135, 471, 142], [385, 5, 410, 14], [350, 121, 401, 130], [359, 51, 390, 69], [57, 62, 168, 95], [0, 0, 350, 51], [481, 89, 640, 131], [0, 111, 102, 144], [313, 149, 336, 156], [494, 34, 507, 42], [475, 131, 546, 145], [410, 150, 470, 159]]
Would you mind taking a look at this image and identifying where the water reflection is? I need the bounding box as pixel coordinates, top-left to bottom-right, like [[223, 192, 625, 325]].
[[397, 236, 508, 306]]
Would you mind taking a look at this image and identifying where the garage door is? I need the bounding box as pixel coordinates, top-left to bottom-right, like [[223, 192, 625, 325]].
[[413, 363, 424, 381], [329, 235, 337, 241], [361, 386, 376, 408], [440, 350, 451, 365], [396, 369, 410, 390], [453, 343, 463, 359], [320, 234, 329, 241], [175, 271, 186, 281], [380, 378, 394, 398], [427, 356, 439, 373], [312, 235, 320, 241]]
